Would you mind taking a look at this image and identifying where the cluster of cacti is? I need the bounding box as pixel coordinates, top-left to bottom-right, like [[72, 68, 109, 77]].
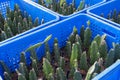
[[0, 4, 44, 41], [100, 9, 120, 24], [36, 0, 89, 15], [1, 21, 120, 80]]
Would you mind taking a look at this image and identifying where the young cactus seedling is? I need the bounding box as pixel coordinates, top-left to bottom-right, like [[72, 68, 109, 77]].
[[105, 49, 115, 68], [0, 30, 7, 41], [56, 67, 67, 80], [29, 68, 37, 80], [73, 69, 82, 80], [90, 41, 100, 65], [45, 51, 51, 62], [20, 52, 26, 65], [34, 17, 39, 27], [113, 43, 120, 61], [80, 51, 88, 71], [80, 25, 85, 42], [54, 43, 60, 62], [66, 41, 72, 58], [93, 34, 101, 47], [18, 73, 26, 80], [58, 56, 65, 70], [77, 0, 85, 11], [43, 58, 53, 79]]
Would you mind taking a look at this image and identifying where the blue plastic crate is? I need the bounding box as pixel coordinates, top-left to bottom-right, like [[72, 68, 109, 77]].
[[32, 0, 106, 20], [87, 0, 120, 28], [0, 13, 120, 78], [92, 60, 120, 80], [0, 0, 59, 44]]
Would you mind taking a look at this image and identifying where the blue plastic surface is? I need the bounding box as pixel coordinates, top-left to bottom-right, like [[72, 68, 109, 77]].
[[87, 0, 120, 28], [92, 60, 120, 80], [0, 0, 59, 44], [0, 13, 120, 78], [32, 0, 106, 20]]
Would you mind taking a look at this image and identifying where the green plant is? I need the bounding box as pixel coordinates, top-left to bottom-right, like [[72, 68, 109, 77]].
[[66, 41, 72, 57], [56, 67, 66, 80], [58, 57, 65, 70], [43, 58, 53, 79], [4, 72, 12, 80], [20, 52, 26, 65], [29, 69, 37, 80], [54, 42, 60, 62], [18, 73, 26, 80], [73, 70, 82, 80]]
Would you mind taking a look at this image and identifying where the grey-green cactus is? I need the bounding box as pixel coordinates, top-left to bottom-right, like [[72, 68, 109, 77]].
[[90, 41, 100, 65], [0, 30, 7, 41], [93, 34, 101, 47], [75, 34, 82, 47], [18, 73, 26, 80], [77, 1, 84, 11], [76, 41, 82, 60], [58, 56, 65, 70], [80, 51, 88, 71], [99, 40, 108, 60], [56, 67, 67, 80], [113, 9, 117, 22], [105, 49, 115, 68], [31, 58, 39, 75], [17, 22, 22, 34], [4, 72, 12, 80], [66, 41, 72, 57], [18, 63, 28, 79], [84, 27, 92, 49], [80, 25, 84, 42], [43, 58, 53, 79], [45, 51, 51, 62], [45, 42, 50, 54], [34, 17, 39, 27], [54, 38, 58, 44], [54, 43, 60, 62], [70, 43, 78, 68], [113, 43, 120, 61], [29, 69, 37, 80], [73, 70, 82, 80], [20, 52, 26, 65]]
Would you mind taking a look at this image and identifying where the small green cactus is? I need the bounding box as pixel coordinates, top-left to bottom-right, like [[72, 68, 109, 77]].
[[45, 51, 51, 62], [90, 41, 100, 65], [18, 73, 26, 80], [18, 63, 28, 79], [43, 58, 53, 79], [68, 33, 74, 44], [80, 51, 88, 71], [23, 18, 28, 30], [84, 27, 92, 49], [4, 72, 12, 80], [70, 43, 78, 68], [93, 34, 101, 47], [73, 70, 82, 80], [58, 56, 65, 70], [105, 49, 115, 68], [60, 0, 66, 6], [14, 4, 19, 11], [17, 22, 22, 34], [114, 43, 120, 61], [0, 30, 7, 41], [56, 67, 67, 80], [20, 52, 26, 65], [45, 42, 50, 54], [113, 9, 117, 22], [80, 25, 84, 42], [54, 43, 60, 62], [75, 34, 82, 46], [99, 40, 108, 60], [54, 38, 58, 44], [48, 73, 54, 80], [28, 15, 32, 23], [29, 69, 37, 80], [66, 41, 72, 57], [76, 42, 82, 60], [31, 58, 39, 75], [77, 1, 84, 11]]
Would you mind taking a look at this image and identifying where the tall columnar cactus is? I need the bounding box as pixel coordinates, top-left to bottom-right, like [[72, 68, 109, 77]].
[[93, 34, 101, 47], [18, 63, 28, 79], [80, 25, 85, 42], [68, 33, 74, 44], [23, 18, 28, 30], [18, 73, 26, 80], [105, 49, 114, 68], [54, 38, 58, 44], [18, 15, 23, 25], [99, 40, 108, 60], [66, 41, 71, 58], [17, 22, 22, 34], [70, 43, 78, 68], [73, 26, 78, 37], [12, 17, 17, 34], [76, 42, 82, 60], [0, 61, 11, 76], [85, 61, 99, 80], [34, 17, 39, 27], [43, 58, 53, 79], [54, 43, 60, 62], [84, 27, 92, 49], [31, 58, 39, 75], [75, 34, 82, 47], [45, 42, 50, 54], [80, 51, 88, 71], [73, 70, 82, 80], [58, 57, 65, 70], [28, 15, 32, 23], [90, 41, 100, 65], [14, 4, 19, 11], [56, 67, 67, 80], [20, 52, 26, 65], [113, 9, 117, 22], [29, 69, 37, 80], [4, 72, 12, 80], [46, 51, 51, 62]]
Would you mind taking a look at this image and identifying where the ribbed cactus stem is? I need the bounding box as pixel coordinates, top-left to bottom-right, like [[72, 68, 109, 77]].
[[0, 30, 7, 41], [80, 51, 88, 71], [18, 73, 26, 80], [76, 42, 82, 60], [29, 69, 37, 80], [56, 67, 66, 80], [17, 22, 22, 34], [93, 34, 101, 47], [20, 52, 26, 65], [66, 41, 71, 57], [80, 25, 85, 42], [105, 49, 114, 68], [43, 58, 53, 79], [34, 17, 39, 27], [73, 69, 82, 80], [54, 43, 60, 62], [58, 57, 65, 70]]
